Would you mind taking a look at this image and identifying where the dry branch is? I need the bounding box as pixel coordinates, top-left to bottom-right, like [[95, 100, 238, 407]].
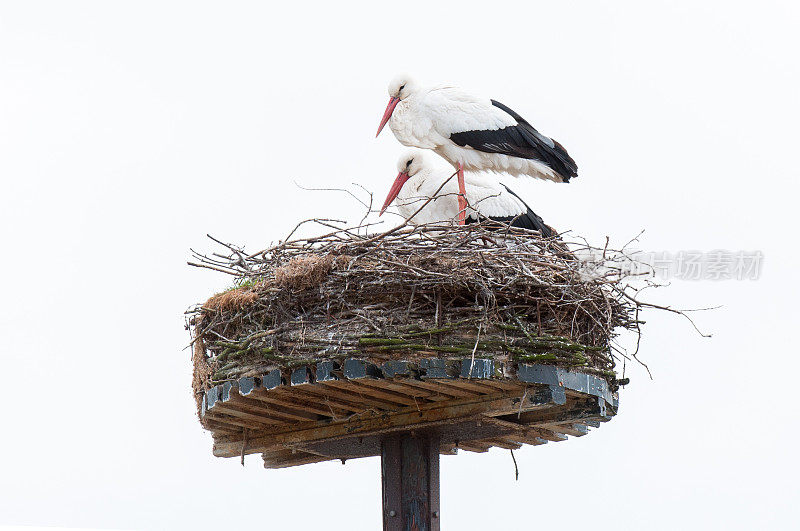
[[186, 219, 669, 415]]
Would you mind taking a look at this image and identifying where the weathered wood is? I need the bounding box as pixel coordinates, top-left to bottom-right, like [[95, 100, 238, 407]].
[[290, 414, 529, 460], [287, 384, 372, 413], [315, 379, 408, 410], [397, 378, 475, 398], [382, 433, 440, 531], [382, 438, 402, 530], [200, 363, 619, 465], [512, 406, 605, 428], [376, 378, 455, 402], [525, 428, 568, 442], [200, 418, 243, 435], [263, 448, 331, 469], [247, 391, 331, 420], [432, 378, 496, 395], [458, 441, 491, 453], [503, 433, 549, 446], [339, 380, 421, 407], [206, 402, 285, 427], [213, 390, 554, 457], [269, 386, 355, 417], [474, 416, 568, 443], [201, 413, 254, 432], [540, 423, 589, 437], [224, 389, 317, 423], [474, 379, 525, 392], [480, 438, 523, 450], [357, 377, 439, 400]]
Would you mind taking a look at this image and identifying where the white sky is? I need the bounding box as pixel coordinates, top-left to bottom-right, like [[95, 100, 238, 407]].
[[1, 1, 798, 529]]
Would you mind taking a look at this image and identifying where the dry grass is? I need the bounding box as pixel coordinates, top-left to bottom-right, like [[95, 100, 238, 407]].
[[274, 255, 337, 290], [203, 288, 260, 312]]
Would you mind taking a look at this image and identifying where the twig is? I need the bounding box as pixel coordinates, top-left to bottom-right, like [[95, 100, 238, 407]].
[[517, 386, 528, 419], [240, 428, 248, 466], [510, 449, 519, 481], [468, 322, 482, 379]]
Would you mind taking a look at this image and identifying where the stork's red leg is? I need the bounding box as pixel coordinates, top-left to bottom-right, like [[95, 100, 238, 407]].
[[457, 162, 467, 225]]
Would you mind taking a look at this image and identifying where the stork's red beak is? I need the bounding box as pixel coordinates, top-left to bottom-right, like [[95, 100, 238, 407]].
[[379, 171, 410, 216], [376, 97, 400, 137]]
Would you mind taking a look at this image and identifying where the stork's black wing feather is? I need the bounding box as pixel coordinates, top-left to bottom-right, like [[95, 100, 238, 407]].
[[448, 100, 578, 182], [465, 185, 556, 238]]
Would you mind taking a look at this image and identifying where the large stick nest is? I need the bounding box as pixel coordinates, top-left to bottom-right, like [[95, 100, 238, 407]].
[[187, 221, 645, 410]]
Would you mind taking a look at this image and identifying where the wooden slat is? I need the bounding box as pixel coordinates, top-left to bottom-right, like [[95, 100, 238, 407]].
[[397, 378, 474, 398], [507, 400, 580, 425], [285, 385, 368, 413], [225, 392, 317, 423], [468, 378, 525, 392], [204, 408, 276, 431], [356, 378, 439, 400], [213, 390, 555, 457], [205, 414, 255, 432], [200, 418, 242, 435], [480, 438, 523, 450], [316, 380, 408, 410], [380, 379, 454, 402], [526, 428, 568, 442], [208, 401, 286, 427], [503, 433, 549, 446], [268, 386, 353, 417], [340, 380, 421, 407], [458, 441, 491, 453], [480, 416, 568, 443], [262, 448, 331, 469], [242, 392, 325, 422], [199, 365, 620, 467], [540, 423, 588, 437], [248, 391, 332, 418], [430, 378, 497, 395]]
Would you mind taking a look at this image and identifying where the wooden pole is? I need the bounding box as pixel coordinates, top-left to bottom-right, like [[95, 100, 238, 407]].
[[381, 432, 440, 531]]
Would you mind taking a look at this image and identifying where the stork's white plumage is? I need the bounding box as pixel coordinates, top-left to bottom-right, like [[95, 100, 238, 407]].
[[380, 150, 555, 237], [376, 75, 578, 183]]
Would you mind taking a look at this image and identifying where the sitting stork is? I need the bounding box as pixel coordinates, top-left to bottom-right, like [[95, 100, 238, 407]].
[[380, 150, 556, 238], [376, 75, 577, 224]]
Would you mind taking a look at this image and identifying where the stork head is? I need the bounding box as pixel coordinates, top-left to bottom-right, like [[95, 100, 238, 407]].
[[387, 74, 418, 100], [376, 74, 419, 137], [379, 150, 426, 216], [395, 149, 426, 177]]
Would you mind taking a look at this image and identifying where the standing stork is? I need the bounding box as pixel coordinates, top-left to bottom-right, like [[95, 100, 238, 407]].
[[380, 150, 556, 238], [376, 75, 577, 224]]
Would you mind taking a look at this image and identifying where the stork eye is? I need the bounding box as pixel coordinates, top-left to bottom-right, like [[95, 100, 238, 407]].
[[399, 84, 406, 91], [406, 159, 413, 167]]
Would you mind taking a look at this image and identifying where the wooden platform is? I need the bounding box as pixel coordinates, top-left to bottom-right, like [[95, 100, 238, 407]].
[[200, 358, 619, 468]]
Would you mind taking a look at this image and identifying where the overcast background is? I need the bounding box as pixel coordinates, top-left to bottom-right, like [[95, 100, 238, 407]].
[[1, 1, 798, 529]]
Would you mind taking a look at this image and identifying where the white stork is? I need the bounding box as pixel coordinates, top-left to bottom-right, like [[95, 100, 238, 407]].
[[376, 75, 577, 224], [380, 150, 556, 237]]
